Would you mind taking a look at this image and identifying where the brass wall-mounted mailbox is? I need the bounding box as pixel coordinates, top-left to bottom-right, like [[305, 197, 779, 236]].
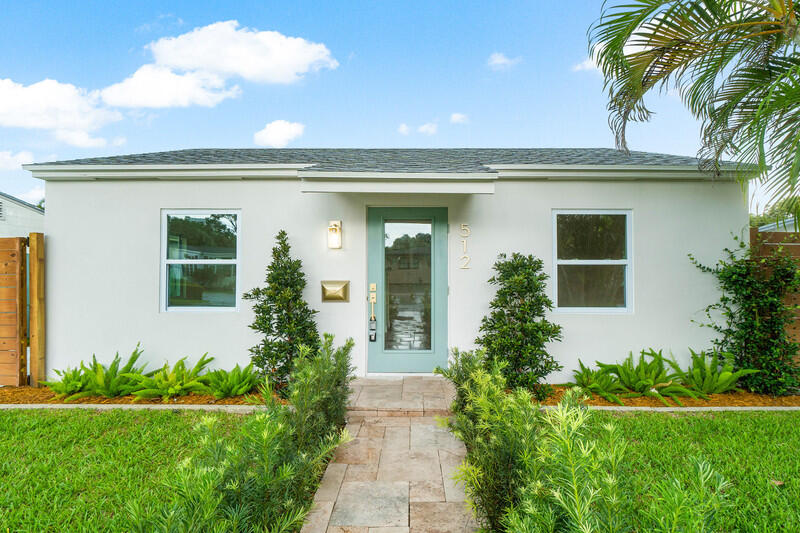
[[321, 280, 350, 302]]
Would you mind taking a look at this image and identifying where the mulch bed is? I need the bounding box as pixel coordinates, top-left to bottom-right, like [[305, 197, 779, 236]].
[[540, 384, 800, 407], [0, 386, 266, 405]]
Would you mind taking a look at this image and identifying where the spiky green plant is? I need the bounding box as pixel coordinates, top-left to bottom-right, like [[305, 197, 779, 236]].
[[64, 345, 150, 401], [127, 354, 214, 402], [669, 349, 760, 394], [570, 360, 627, 406], [597, 349, 701, 406], [40, 367, 89, 398], [207, 362, 261, 399]]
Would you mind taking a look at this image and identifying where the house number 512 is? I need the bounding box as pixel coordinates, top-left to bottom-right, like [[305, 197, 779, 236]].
[[459, 223, 471, 269]]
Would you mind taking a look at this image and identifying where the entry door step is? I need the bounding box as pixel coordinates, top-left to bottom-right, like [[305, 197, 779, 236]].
[[347, 376, 454, 417]]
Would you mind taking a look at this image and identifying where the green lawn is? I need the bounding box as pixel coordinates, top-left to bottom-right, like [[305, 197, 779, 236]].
[[596, 411, 800, 532], [0, 408, 243, 533]]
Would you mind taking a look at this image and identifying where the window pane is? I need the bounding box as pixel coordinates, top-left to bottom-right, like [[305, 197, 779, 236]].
[[168, 264, 236, 307], [557, 265, 625, 308], [557, 214, 626, 260], [384, 221, 432, 351], [167, 214, 237, 260]]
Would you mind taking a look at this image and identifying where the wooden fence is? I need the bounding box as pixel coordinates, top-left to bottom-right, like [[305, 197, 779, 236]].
[[0, 233, 45, 387], [750, 227, 800, 345]]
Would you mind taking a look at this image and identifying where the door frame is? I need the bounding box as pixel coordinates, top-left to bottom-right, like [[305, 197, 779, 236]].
[[366, 206, 448, 373]]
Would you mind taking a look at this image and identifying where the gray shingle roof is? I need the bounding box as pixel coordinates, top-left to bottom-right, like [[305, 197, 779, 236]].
[[33, 148, 704, 173]]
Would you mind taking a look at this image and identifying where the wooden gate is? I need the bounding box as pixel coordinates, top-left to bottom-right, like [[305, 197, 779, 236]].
[[0, 233, 45, 387]]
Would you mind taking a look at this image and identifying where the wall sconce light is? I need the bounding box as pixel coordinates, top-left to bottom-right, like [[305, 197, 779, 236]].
[[327, 220, 342, 249]]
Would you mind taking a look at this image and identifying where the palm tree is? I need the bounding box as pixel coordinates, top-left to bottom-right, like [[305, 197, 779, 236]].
[[590, 1, 800, 208]]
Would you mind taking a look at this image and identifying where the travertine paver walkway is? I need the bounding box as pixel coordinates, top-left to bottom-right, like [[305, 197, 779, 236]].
[[301, 376, 478, 533]]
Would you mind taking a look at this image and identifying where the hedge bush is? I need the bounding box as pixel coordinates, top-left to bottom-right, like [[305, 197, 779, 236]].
[[440, 351, 730, 532], [126, 335, 354, 532], [691, 239, 800, 395], [476, 253, 562, 400]]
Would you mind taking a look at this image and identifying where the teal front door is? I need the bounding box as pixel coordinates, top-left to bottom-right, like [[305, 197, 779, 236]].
[[367, 207, 448, 373]]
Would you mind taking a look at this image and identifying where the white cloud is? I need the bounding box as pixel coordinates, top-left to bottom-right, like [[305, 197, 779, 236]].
[[572, 57, 598, 72], [487, 52, 521, 71], [101, 64, 241, 108], [0, 78, 121, 147], [148, 20, 338, 84], [397, 123, 410, 135], [417, 122, 437, 135], [253, 120, 305, 148], [19, 185, 45, 204], [450, 113, 468, 124], [0, 150, 34, 170]]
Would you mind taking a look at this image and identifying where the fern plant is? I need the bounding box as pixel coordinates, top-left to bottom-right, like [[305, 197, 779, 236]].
[[669, 349, 760, 395], [597, 349, 700, 407], [65, 345, 150, 401], [207, 363, 261, 399], [127, 354, 214, 402], [41, 367, 89, 398], [570, 360, 626, 406]]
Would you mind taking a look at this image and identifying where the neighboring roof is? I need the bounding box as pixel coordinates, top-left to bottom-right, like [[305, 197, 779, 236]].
[[0, 191, 44, 214], [28, 148, 709, 173], [759, 217, 798, 232]]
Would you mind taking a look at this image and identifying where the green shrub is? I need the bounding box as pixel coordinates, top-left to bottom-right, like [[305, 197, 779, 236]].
[[597, 349, 700, 407], [40, 367, 89, 398], [669, 349, 760, 395], [64, 345, 150, 401], [127, 335, 354, 532], [434, 348, 487, 413], [450, 364, 541, 530], [244, 230, 319, 392], [441, 363, 731, 533], [570, 360, 626, 405], [476, 253, 563, 399], [285, 334, 355, 450], [207, 363, 261, 399], [691, 239, 800, 395], [126, 354, 214, 402]]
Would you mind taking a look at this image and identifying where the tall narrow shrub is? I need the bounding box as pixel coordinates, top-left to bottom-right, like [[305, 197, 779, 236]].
[[476, 253, 563, 399], [244, 230, 319, 389], [691, 238, 800, 395]]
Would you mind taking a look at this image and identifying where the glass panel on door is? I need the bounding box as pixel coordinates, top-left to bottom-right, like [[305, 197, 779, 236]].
[[383, 221, 432, 351]]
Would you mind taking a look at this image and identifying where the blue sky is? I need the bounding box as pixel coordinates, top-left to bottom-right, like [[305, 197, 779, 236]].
[[0, 1, 756, 209]]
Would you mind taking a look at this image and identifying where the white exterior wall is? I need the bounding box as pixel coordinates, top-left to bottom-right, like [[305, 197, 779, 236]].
[[0, 198, 44, 237], [43, 178, 748, 381]]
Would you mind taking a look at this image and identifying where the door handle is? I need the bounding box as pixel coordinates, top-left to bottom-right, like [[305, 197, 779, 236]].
[[369, 285, 377, 342]]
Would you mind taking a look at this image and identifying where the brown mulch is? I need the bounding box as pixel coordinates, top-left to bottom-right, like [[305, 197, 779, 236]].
[[540, 384, 800, 407], [0, 386, 279, 405]]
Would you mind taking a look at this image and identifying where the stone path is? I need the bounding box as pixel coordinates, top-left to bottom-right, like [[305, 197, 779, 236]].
[[301, 376, 478, 533]]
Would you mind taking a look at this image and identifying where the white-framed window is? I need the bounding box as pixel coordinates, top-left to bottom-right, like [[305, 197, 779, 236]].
[[552, 209, 632, 313], [161, 209, 240, 312]]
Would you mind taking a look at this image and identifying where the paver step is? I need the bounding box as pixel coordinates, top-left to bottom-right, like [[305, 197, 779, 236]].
[[347, 376, 455, 417]]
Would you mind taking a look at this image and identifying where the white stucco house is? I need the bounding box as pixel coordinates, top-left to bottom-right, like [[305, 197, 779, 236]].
[[0, 191, 44, 238], [25, 148, 749, 381]]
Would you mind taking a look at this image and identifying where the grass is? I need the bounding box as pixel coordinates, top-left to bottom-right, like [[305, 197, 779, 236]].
[[0, 408, 243, 532], [595, 411, 800, 532]]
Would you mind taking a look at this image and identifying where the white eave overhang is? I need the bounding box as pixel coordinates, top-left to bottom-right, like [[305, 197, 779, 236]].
[[22, 163, 313, 180], [297, 171, 497, 194], [22, 162, 748, 186], [486, 164, 744, 180]]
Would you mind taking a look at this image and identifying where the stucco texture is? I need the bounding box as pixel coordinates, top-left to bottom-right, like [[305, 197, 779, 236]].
[[43, 178, 748, 381]]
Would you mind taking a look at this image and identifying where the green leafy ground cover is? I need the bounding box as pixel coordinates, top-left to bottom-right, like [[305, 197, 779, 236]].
[[0, 409, 242, 532], [596, 411, 800, 532]]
